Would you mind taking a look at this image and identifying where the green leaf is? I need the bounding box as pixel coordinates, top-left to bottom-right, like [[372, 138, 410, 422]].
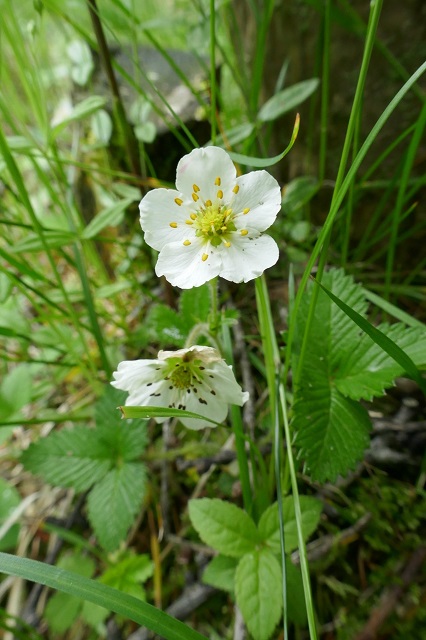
[[180, 285, 210, 327], [285, 559, 307, 626], [335, 322, 426, 400], [0, 478, 21, 551], [121, 406, 222, 427], [11, 231, 76, 253], [87, 462, 146, 552], [228, 114, 299, 167], [81, 197, 134, 239], [315, 278, 426, 396], [282, 176, 318, 216], [51, 96, 107, 136], [235, 548, 282, 640], [44, 552, 95, 634], [258, 496, 322, 553], [188, 498, 260, 558], [257, 79, 320, 122], [101, 552, 153, 596], [21, 427, 113, 491], [0, 552, 208, 640], [0, 364, 32, 421], [146, 304, 187, 347], [202, 555, 238, 593]]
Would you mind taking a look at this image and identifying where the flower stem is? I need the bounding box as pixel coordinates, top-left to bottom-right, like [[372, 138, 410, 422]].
[[208, 277, 220, 336]]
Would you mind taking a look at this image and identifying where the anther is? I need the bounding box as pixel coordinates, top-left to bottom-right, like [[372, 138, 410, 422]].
[[190, 213, 197, 220], [224, 241, 231, 248], [233, 185, 239, 194], [169, 222, 178, 228], [205, 199, 212, 207], [243, 208, 250, 215], [192, 193, 199, 202], [174, 197, 183, 206], [214, 177, 221, 186], [240, 229, 248, 236], [221, 226, 227, 232], [202, 253, 208, 262], [193, 184, 200, 192], [185, 219, 193, 225], [217, 190, 223, 199], [183, 240, 191, 246]]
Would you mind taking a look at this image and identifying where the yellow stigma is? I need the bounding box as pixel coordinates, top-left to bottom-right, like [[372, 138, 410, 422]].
[[192, 193, 199, 202], [174, 197, 183, 206], [202, 253, 208, 262], [243, 208, 250, 215], [240, 229, 248, 236], [183, 240, 191, 246], [217, 190, 223, 199], [193, 184, 200, 192], [215, 177, 221, 186], [233, 184, 239, 194], [205, 199, 212, 207], [169, 222, 178, 228]]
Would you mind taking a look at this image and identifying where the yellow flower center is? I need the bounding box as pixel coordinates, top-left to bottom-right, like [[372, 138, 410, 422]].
[[194, 204, 236, 247]]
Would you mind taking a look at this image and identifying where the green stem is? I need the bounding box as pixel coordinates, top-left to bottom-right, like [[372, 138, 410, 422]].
[[209, 0, 217, 145], [208, 277, 220, 336], [294, 0, 383, 387]]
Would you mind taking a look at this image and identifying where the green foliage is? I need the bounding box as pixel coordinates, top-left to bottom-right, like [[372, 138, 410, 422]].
[[0, 478, 21, 551], [293, 269, 426, 481], [22, 388, 148, 551], [190, 496, 322, 639], [144, 285, 211, 347], [0, 364, 33, 423], [257, 79, 320, 122]]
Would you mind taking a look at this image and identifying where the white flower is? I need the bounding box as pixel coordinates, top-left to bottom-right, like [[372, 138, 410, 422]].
[[139, 146, 282, 289], [111, 345, 249, 430]]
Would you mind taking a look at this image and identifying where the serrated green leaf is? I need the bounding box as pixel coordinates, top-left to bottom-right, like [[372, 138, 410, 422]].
[[335, 322, 426, 399], [101, 553, 153, 595], [258, 496, 322, 553], [87, 462, 146, 552], [257, 79, 319, 122], [21, 427, 113, 491], [81, 197, 134, 239], [293, 375, 371, 482], [188, 498, 260, 558], [235, 549, 282, 640], [179, 285, 211, 326], [146, 304, 187, 347], [202, 555, 238, 593]]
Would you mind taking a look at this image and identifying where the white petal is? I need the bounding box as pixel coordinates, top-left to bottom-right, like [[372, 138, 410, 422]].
[[111, 359, 163, 392], [232, 171, 282, 232], [155, 240, 221, 289], [139, 188, 194, 251], [176, 146, 237, 204], [158, 345, 221, 364], [219, 234, 279, 283], [205, 361, 249, 406], [183, 389, 228, 430]]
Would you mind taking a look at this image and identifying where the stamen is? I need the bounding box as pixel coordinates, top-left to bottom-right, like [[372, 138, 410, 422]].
[[243, 208, 250, 215], [193, 184, 200, 192], [221, 226, 227, 232], [240, 229, 248, 236], [183, 240, 191, 246], [185, 219, 193, 225], [223, 240, 231, 248], [205, 199, 212, 207], [202, 253, 208, 262], [217, 190, 223, 199], [169, 222, 178, 228], [190, 213, 197, 220], [214, 177, 221, 186], [192, 193, 199, 202], [233, 185, 239, 194], [174, 197, 183, 206]]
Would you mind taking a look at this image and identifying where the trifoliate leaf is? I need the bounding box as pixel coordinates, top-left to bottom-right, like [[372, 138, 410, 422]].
[[235, 548, 282, 640], [87, 462, 146, 552], [21, 427, 113, 491], [202, 555, 238, 593], [188, 498, 260, 558], [258, 496, 322, 553]]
